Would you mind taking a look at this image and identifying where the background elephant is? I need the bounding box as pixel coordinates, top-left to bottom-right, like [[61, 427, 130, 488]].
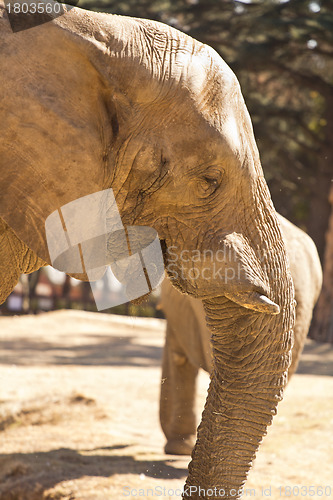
[[160, 214, 323, 455], [0, 5, 295, 498]]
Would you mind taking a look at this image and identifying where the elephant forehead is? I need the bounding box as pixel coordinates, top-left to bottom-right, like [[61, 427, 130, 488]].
[[174, 51, 209, 95], [174, 46, 238, 101], [172, 48, 245, 154]]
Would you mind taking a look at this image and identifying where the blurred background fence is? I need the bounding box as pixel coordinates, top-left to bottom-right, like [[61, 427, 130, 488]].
[[1, 269, 164, 319]]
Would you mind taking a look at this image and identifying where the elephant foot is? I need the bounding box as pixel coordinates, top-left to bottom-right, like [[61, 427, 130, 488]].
[[164, 435, 196, 455]]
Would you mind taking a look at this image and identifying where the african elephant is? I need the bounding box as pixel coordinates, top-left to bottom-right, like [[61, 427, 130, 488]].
[[160, 214, 323, 455], [0, 4, 295, 498]]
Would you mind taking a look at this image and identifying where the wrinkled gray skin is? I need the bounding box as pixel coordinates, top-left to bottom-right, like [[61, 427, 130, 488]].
[[0, 5, 295, 498], [160, 214, 322, 455]]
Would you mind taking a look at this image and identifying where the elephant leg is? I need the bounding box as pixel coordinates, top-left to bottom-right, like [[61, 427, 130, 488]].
[[288, 301, 313, 378], [160, 322, 199, 455]]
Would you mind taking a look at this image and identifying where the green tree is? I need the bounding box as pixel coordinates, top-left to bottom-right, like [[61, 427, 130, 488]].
[[310, 184, 333, 342]]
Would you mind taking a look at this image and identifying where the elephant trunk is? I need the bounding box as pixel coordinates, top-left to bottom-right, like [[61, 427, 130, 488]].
[[183, 184, 295, 499]]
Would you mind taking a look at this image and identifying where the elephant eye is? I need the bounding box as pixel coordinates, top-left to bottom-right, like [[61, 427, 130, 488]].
[[197, 169, 223, 197], [204, 176, 218, 187]]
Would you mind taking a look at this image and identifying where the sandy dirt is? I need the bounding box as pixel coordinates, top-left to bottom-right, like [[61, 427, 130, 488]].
[[0, 310, 332, 500]]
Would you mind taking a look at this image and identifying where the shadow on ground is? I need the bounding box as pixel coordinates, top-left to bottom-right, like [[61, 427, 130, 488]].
[[296, 341, 333, 376], [0, 335, 163, 367], [0, 446, 187, 499], [0, 334, 332, 375]]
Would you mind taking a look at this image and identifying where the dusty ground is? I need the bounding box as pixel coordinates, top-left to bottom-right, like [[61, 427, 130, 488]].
[[0, 310, 332, 500]]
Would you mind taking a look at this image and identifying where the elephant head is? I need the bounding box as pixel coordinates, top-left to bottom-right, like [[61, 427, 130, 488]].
[[0, 6, 295, 498]]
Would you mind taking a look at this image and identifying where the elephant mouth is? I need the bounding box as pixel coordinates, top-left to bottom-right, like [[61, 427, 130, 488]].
[[160, 239, 280, 316]]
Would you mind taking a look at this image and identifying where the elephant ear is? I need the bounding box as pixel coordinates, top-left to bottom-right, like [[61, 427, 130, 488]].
[[0, 6, 198, 267], [0, 7, 125, 265], [0, 5, 150, 263]]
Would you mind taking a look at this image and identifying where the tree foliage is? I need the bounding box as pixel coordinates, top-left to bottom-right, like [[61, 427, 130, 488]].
[[310, 185, 333, 342]]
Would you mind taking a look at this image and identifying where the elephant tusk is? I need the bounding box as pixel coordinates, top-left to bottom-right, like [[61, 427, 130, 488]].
[[224, 291, 280, 315], [256, 294, 281, 314]]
